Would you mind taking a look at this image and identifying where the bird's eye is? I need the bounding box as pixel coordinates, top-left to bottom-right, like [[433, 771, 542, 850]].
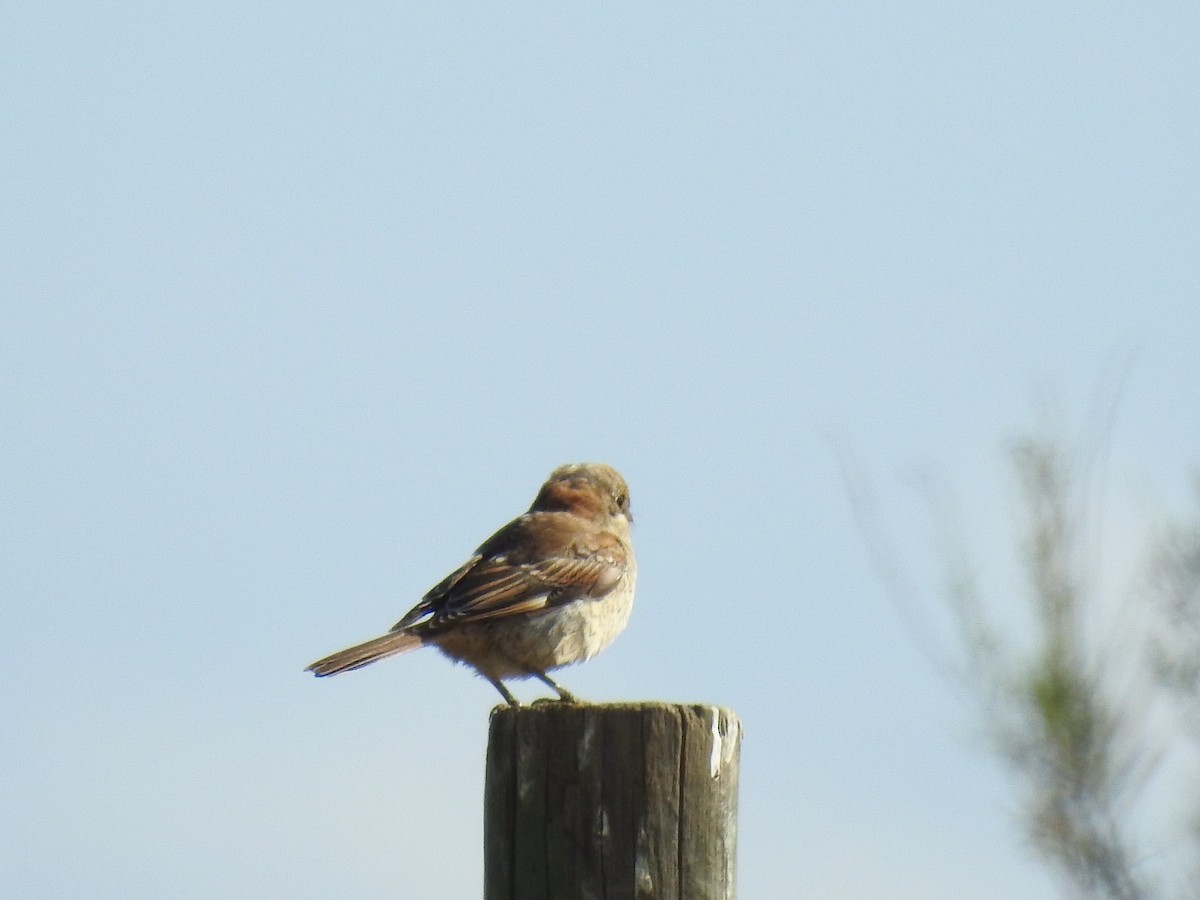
[[615, 492, 627, 509]]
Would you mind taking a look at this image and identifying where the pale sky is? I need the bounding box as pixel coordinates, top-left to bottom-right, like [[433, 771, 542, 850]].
[[4, 4, 1199, 898]]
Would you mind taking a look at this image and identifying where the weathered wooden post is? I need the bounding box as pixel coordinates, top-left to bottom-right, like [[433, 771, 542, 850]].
[[484, 702, 741, 900]]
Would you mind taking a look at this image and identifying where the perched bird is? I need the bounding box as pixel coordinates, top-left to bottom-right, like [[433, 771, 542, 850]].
[[306, 463, 635, 706]]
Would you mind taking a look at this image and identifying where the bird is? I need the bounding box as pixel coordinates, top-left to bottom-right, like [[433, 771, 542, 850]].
[[305, 462, 636, 706]]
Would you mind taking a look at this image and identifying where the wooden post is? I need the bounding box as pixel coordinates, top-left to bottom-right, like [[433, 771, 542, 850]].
[[484, 702, 741, 900]]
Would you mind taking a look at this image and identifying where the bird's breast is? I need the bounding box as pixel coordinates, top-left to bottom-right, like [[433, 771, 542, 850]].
[[431, 568, 635, 678]]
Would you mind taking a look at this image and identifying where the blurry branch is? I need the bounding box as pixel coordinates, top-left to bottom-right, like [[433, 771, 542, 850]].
[[1144, 475, 1200, 897], [834, 437, 960, 681], [1147, 476, 1200, 743], [981, 437, 1148, 900], [842, 425, 1166, 900]]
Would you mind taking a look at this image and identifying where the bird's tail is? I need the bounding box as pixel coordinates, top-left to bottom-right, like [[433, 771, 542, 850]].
[[305, 630, 423, 676]]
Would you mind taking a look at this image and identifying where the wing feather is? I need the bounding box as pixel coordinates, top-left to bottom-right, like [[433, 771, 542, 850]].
[[392, 513, 629, 636]]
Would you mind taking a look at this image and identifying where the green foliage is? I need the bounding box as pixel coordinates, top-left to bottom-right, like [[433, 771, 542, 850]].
[[845, 416, 1200, 898], [964, 436, 1148, 900], [1149, 487, 1200, 725]]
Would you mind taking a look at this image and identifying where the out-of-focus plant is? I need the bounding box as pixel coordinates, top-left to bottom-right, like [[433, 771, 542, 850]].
[[843, 421, 1200, 900]]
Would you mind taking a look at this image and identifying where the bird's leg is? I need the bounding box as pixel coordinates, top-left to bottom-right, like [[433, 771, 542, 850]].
[[532, 670, 579, 703], [486, 675, 521, 707]]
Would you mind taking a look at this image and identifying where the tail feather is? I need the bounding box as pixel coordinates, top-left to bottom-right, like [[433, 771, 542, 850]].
[[306, 631, 423, 676]]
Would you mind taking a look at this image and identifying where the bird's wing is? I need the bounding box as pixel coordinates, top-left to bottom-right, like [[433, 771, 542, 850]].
[[392, 513, 628, 633]]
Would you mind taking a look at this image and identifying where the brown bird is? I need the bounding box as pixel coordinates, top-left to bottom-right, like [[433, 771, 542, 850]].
[[306, 463, 636, 706]]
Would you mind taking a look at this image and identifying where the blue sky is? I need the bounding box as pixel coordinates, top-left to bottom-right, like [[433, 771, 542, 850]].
[[4, 4, 1199, 897]]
